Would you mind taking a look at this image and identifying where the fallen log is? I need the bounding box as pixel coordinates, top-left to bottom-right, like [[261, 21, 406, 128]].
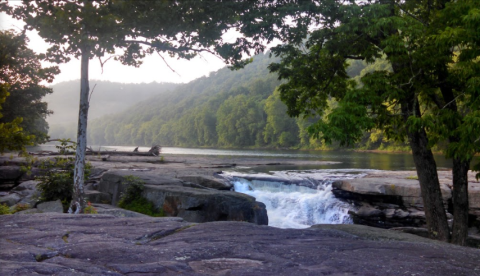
[[29, 151, 160, 156], [29, 145, 162, 157]]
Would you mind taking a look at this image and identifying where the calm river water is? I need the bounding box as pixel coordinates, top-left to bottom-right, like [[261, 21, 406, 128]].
[[32, 145, 453, 171], [109, 146, 453, 171]]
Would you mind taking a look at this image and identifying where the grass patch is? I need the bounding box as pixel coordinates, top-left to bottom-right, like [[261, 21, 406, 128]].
[[0, 203, 12, 215]]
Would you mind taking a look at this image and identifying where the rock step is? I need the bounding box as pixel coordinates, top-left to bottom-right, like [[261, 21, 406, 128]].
[[98, 170, 268, 225]]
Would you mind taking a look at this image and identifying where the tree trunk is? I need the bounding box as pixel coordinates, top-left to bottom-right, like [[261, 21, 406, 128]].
[[436, 63, 470, 245], [451, 157, 471, 245], [69, 50, 89, 214], [408, 127, 451, 242]]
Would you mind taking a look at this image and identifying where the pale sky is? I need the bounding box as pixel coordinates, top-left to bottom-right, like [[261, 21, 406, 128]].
[[0, 10, 237, 85]]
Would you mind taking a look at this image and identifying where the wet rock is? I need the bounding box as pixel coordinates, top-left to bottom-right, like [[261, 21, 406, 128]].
[[37, 200, 63, 213], [1, 214, 480, 276], [99, 170, 268, 225], [177, 175, 232, 190]]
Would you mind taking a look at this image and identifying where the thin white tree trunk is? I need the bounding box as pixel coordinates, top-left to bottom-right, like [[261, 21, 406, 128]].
[[69, 50, 89, 214]]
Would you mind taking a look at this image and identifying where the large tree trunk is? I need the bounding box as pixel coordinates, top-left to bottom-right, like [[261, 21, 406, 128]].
[[69, 50, 89, 214], [436, 63, 470, 245], [451, 157, 471, 245], [408, 127, 451, 242]]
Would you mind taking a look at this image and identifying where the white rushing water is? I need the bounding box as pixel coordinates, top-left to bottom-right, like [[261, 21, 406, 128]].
[[222, 169, 371, 229]]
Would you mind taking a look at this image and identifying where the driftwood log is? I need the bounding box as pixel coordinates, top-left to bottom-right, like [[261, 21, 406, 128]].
[[29, 145, 162, 157]]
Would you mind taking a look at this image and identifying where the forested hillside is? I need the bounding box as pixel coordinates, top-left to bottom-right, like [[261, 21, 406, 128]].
[[80, 53, 408, 151], [47, 81, 178, 138]]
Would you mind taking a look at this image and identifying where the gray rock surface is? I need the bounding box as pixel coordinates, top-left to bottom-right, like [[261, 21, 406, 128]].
[[99, 170, 268, 225], [36, 200, 64, 213], [332, 178, 454, 228], [1, 214, 480, 276], [0, 165, 23, 182], [11, 180, 41, 207], [0, 193, 21, 206], [178, 175, 233, 190], [93, 203, 149, 217]]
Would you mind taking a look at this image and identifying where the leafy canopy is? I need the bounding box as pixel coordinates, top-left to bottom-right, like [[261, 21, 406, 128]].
[[0, 30, 58, 152]]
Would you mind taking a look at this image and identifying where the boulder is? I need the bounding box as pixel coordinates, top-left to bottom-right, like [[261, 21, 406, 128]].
[[12, 180, 41, 207], [37, 200, 63, 213], [0, 166, 23, 182], [98, 170, 268, 225]]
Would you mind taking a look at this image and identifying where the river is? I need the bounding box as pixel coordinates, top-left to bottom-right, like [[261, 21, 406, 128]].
[[31, 145, 453, 229]]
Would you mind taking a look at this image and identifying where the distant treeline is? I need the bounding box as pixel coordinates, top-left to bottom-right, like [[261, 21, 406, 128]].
[[52, 53, 410, 151]]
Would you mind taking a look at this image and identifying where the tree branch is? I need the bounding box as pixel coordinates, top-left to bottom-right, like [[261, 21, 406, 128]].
[[344, 55, 365, 60], [88, 83, 97, 103], [123, 39, 217, 56], [156, 51, 181, 77], [395, 3, 428, 27]]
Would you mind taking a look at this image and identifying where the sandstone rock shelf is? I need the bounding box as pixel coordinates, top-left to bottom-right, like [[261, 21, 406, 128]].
[[1, 213, 480, 276]]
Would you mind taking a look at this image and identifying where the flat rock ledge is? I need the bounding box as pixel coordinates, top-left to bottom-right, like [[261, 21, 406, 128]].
[[98, 170, 268, 225], [1, 214, 480, 276], [332, 176, 480, 230]]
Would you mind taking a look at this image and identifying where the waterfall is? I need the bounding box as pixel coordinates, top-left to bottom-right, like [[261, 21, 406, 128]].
[[222, 169, 370, 229]]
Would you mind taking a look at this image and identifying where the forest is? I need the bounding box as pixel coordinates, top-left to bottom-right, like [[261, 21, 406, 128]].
[[51, 52, 407, 151]]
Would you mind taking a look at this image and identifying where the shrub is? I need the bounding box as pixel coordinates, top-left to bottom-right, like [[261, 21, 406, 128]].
[[0, 203, 12, 215], [118, 175, 165, 217], [12, 203, 30, 213], [83, 202, 98, 214], [36, 157, 92, 212]]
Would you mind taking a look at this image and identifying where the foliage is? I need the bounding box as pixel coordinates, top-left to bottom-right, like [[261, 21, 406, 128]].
[[12, 203, 30, 213], [0, 203, 12, 215], [55, 139, 77, 154], [83, 202, 98, 214], [259, 0, 480, 244], [36, 157, 92, 212], [85, 53, 409, 151], [0, 30, 58, 145], [0, 82, 33, 153], [118, 176, 165, 217]]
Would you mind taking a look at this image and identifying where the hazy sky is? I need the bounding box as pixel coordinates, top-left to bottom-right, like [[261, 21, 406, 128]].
[[0, 10, 237, 85]]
